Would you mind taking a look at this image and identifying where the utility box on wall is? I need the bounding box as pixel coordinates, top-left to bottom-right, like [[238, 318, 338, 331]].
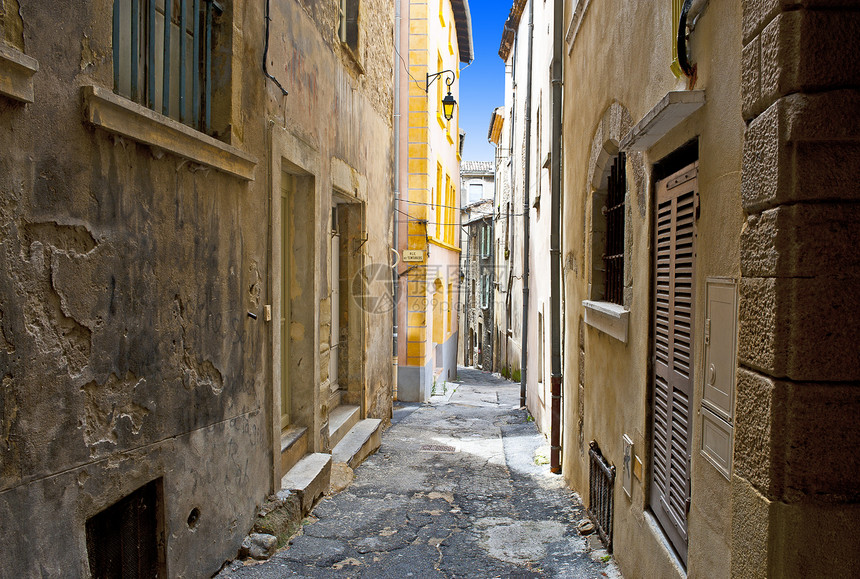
[[701, 278, 738, 479]]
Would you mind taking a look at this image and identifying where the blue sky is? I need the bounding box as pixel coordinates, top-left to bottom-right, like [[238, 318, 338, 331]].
[[459, 0, 511, 163]]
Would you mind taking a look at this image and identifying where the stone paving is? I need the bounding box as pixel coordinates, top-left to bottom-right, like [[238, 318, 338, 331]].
[[218, 367, 621, 578]]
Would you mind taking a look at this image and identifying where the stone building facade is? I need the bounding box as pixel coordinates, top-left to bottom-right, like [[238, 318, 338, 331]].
[[458, 161, 494, 369], [495, 0, 556, 438], [559, 0, 860, 578], [0, 0, 395, 575]]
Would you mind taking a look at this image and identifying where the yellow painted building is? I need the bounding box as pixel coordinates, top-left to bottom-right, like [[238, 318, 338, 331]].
[[395, 0, 473, 401]]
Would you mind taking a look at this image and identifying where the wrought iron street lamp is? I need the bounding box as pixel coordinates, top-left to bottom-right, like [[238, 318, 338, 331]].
[[426, 69, 457, 121]]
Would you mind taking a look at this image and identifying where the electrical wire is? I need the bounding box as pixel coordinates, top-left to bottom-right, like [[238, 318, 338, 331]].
[[394, 39, 470, 92], [264, 0, 289, 96]]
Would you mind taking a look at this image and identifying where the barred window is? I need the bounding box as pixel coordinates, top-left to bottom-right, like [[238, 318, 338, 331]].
[[113, 0, 223, 134], [602, 153, 626, 305]]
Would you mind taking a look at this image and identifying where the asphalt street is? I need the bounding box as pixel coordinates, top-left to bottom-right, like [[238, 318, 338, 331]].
[[218, 367, 621, 578]]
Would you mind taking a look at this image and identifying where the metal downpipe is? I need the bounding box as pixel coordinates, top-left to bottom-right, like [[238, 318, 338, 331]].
[[549, 0, 564, 474]]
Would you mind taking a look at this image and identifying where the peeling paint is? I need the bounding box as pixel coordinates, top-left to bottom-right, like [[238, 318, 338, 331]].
[[23, 250, 93, 374], [80, 372, 151, 449], [20, 221, 98, 261], [182, 349, 224, 395], [0, 309, 13, 353], [247, 261, 262, 309], [79, 33, 107, 71], [290, 321, 305, 342], [1, 374, 17, 449]]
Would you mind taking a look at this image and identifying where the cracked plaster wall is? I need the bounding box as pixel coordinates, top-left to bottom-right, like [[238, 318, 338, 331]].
[[0, 1, 272, 576], [0, 0, 395, 575]]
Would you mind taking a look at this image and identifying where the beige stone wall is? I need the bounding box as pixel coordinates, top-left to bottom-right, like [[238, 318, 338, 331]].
[[733, 2, 860, 577], [561, 0, 744, 577]]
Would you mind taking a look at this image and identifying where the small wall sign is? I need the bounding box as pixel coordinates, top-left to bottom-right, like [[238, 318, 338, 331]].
[[402, 250, 424, 262]]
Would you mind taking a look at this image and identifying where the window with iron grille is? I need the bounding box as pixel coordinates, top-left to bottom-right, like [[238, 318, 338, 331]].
[[86, 479, 166, 578], [113, 0, 223, 135], [602, 153, 626, 305]]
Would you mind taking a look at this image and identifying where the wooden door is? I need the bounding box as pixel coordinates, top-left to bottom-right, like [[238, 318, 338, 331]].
[[650, 162, 698, 565], [280, 172, 293, 430]]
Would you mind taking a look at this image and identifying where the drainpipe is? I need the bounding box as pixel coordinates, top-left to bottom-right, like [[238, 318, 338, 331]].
[[549, 0, 563, 474], [392, 0, 402, 395], [520, 0, 534, 408]]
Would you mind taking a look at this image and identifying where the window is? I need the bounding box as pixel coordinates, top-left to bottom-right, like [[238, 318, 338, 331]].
[[436, 52, 446, 128], [538, 311, 544, 384], [113, 0, 223, 135], [339, 0, 360, 54], [602, 153, 626, 304], [480, 223, 491, 258], [435, 163, 443, 239], [468, 183, 483, 204], [481, 274, 490, 310], [445, 174, 453, 243]]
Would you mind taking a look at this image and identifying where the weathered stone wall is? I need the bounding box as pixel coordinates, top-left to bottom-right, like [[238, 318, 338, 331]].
[[733, 2, 860, 577], [0, 0, 395, 575], [0, 1, 272, 575], [460, 216, 494, 370]]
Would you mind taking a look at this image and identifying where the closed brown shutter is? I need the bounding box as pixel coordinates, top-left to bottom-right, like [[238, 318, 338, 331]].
[[650, 162, 697, 565]]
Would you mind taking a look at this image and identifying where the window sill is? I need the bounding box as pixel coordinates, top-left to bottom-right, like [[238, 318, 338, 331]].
[[82, 85, 257, 181], [0, 43, 39, 103], [583, 300, 629, 343], [340, 42, 365, 75]]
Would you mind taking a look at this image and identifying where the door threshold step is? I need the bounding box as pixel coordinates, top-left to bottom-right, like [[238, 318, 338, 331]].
[[332, 419, 383, 469], [328, 404, 360, 449], [280, 453, 331, 515], [280, 426, 308, 475]]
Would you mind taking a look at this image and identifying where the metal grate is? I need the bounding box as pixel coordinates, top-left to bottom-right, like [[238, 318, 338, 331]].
[[86, 479, 165, 578], [603, 153, 626, 305], [587, 441, 616, 551]]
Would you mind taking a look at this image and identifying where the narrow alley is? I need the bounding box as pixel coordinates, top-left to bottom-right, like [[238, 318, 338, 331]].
[[217, 368, 620, 579]]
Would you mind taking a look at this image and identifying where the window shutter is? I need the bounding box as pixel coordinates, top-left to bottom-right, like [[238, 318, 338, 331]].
[[650, 162, 697, 565]]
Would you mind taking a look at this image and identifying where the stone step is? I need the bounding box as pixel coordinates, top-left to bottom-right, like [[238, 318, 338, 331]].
[[328, 388, 342, 410], [328, 404, 360, 449], [332, 418, 383, 469], [280, 426, 308, 476], [280, 453, 331, 515]]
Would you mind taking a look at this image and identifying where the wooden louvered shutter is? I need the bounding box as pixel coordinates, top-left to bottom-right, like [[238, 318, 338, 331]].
[[650, 162, 697, 565]]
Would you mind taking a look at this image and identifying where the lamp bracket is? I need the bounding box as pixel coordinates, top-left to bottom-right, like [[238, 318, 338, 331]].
[[425, 69, 456, 93]]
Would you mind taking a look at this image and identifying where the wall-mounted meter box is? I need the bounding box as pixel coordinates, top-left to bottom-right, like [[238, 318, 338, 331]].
[[701, 278, 738, 479]]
